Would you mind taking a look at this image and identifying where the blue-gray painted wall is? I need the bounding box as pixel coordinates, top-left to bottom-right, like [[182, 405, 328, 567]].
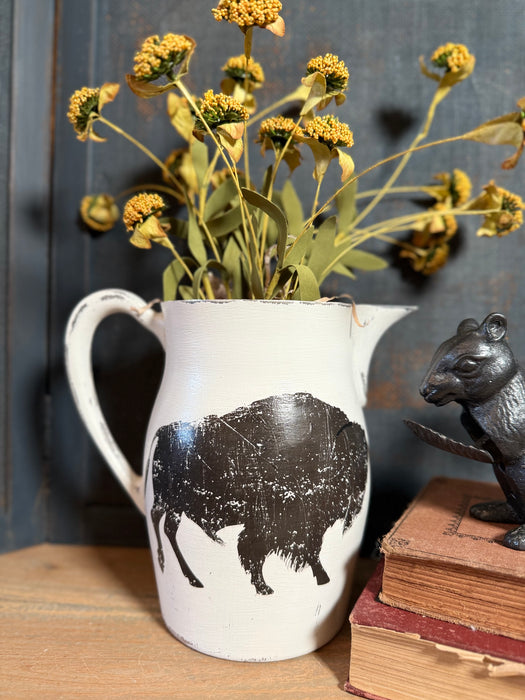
[[2, 0, 525, 553]]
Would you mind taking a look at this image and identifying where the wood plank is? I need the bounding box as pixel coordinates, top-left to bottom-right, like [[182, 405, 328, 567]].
[[0, 545, 373, 697]]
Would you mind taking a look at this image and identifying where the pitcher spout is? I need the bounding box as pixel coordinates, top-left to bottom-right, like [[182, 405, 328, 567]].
[[351, 304, 416, 406]]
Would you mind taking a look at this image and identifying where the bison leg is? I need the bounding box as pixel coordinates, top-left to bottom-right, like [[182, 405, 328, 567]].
[[309, 558, 330, 586], [237, 530, 273, 595], [163, 511, 204, 588], [150, 504, 166, 572]]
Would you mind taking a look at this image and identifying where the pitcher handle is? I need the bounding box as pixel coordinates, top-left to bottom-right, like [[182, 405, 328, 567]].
[[64, 289, 166, 514]]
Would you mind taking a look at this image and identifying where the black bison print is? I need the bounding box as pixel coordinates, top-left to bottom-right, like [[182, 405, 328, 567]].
[[148, 392, 368, 594]]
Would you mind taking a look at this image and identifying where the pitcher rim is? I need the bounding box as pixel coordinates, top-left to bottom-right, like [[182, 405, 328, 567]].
[[160, 298, 416, 311]]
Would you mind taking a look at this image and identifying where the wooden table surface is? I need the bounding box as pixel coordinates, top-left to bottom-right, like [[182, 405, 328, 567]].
[[0, 544, 374, 698]]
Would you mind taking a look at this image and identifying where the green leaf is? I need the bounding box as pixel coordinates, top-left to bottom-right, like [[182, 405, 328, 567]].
[[163, 258, 188, 300], [332, 262, 357, 280], [241, 187, 288, 267], [287, 264, 320, 301], [178, 285, 195, 300], [284, 225, 314, 266], [335, 180, 357, 233], [206, 206, 243, 237], [222, 237, 243, 298], [187, 210, 207, 266], [341, 248, 388, 271], [164, 217, 189, 239], [463, 113, 524, 149], [280, 179, 304, 237], [190, 138, 209, 189], [192, 265, 207, 298], [203, 178, 239, 219], [300, 71, 327, 116], [306, 216, 337, 281]]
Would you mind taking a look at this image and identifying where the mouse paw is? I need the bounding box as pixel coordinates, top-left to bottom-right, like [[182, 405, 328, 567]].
[[503, 524, 525, 551], [470, 500, 520, 523]]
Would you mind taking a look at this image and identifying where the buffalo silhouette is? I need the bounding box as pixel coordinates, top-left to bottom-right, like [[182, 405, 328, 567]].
[[148, 392, 368, 594]]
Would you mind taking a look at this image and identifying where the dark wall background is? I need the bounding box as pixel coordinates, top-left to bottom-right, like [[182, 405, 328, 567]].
[[2, 0, 525, 553]]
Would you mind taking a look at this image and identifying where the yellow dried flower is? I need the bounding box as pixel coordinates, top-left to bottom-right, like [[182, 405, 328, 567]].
[[67, 83, 120, 141], [133, 33, 194, 81], [306, 53, 349, 93], [80, 194, 119, 232], [400, 243, 450, 275], [123, 193, 166, 231], [303, 115, 354, 149], [222, 55, 265, 85], [67, 87, 100, 136], [433, 169, 472, 206], [431, 43, 472, 73], [195, 90, 250, 131], [476, 184, 525, 237], [212, 0, 283, 30], [258, 116, 304, 147]]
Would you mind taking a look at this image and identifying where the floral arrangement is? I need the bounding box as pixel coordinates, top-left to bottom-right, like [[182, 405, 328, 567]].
[[68, 0, 525, 301]]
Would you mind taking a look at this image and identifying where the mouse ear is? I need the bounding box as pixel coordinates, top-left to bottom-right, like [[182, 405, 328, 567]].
[[457, 318, 479, 335], [482, 312, 507, 341]]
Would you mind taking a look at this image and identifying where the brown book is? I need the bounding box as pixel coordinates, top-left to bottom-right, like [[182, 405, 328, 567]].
[[346, 562, 525, 700], [379, 476, 525, 641]]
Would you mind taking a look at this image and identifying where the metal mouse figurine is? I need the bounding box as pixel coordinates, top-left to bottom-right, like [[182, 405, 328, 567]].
[[405, 312, 525, 551]]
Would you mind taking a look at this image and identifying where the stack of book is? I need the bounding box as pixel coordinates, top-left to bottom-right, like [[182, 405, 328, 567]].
[[345, 477, 525, 699]]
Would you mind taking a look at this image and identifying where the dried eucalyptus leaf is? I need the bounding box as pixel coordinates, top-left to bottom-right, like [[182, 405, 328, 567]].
[[463, 114, 524, 149], [335, 179, 357, 232], [163, 258, 188, 300], [287, 264, 320, 301], [178, 285, 195, 300], [281, 179, 304, 237], [284, 225, 314, 266], [192, 264, 207, 298], [222, 237, 243, 298], [187, 210, 207, 266], [126, 74, 176, 98], [190, 139, 209, 189], [332, 262, 357, 280], [167, 93, 194, 142], [203, 178, 239, 219], [300, 71, 327, 116], [341, 249, 388, 271], [206, 206, 243, 237], [307, 216, 337, 281], [241, 187, 289, 266]]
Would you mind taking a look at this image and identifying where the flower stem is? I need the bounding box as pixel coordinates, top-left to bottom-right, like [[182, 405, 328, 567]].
[[303, 133, 466, 235], [97, 115, 175, 183], [243, 27, 253, 189], [350, 86, 443, 229]]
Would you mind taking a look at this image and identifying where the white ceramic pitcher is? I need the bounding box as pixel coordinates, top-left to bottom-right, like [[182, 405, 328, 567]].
[[65, 289, 414, 661]]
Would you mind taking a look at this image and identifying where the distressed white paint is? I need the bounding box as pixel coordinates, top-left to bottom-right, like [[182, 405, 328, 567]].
[[65, 290, 414, 661]]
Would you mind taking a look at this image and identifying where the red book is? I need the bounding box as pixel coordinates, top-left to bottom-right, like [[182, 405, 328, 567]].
[[379, 477, 525, 640], [345, 562, 525, 699]]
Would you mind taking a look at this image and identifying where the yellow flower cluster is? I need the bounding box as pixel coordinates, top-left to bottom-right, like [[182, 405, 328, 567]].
[[67, 87, 100, 134], [304, 115, 354, 149], [198, 89, 250, 125], [123, 193, 166, 231], [431, 43, 472, 73], [433, 169, 472, 207], [80, 194, 119, 232], [259, 116, 303, 143], [493, 188, 524, 236], [404, 244, 451, 276], [222, 55, 265, 84], [133, 34, 193, 80], [306, 53, 349, 91], [212, 0, 282, 28]]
